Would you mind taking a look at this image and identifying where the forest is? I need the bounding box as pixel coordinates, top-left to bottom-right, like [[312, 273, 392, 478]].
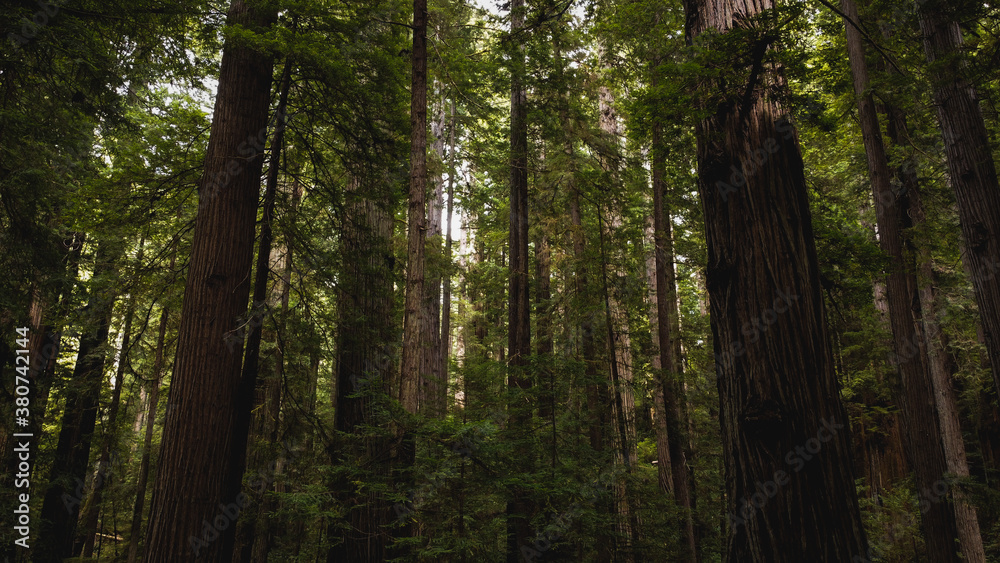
[[1, 0, 999, 560]]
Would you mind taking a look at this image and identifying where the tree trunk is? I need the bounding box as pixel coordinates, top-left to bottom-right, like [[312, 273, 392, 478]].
[[884, 99, 984, 560], [37, 242, 120, 562], [229, 56, 292, 563], [652, 126, 698, 562], [142, 0, 277, 559], [536, 233, 556, 469], [401, 0, 427, 424], [327, 176, 397, 562], [684, 0, 870, 558], [421, 86, 446, 416], [841, 0, 966, 559], [396, 0, 428, 549], [595, 81, 641, 559], [646, 237, 674, 495], [917, 0, 1000, 398], [570, 181, 613, 563], [127, 302, 170, 563], [598, 214, 642, 560], [506, 0, 533, 556], [78, 289, 136, 557], [441, 100, 457, 412]]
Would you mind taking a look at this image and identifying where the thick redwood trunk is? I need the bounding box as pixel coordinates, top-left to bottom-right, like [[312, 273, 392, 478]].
[[400, 0, 426, 423], [395, 0, 428, 549], [684, 0, 870, 558], [142, 1, 276, 560]]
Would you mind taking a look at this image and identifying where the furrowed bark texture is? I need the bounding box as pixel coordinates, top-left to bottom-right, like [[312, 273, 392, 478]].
[[917, 0, 1000, 397], [841, 0, 966, 558], [684, 0, 870, 559], [142, 1, 276, 559], [400, 0, 427, 421], [652, 125, 698, 562], [506, 0, 533, 556], [396, 0, 428, 547]]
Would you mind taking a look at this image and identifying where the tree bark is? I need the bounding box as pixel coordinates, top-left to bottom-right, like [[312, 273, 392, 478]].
[[506, 0, 533, 556], [595, 80, 641, 560], [396, 0, 428, 549], [684, 0, 870, 558], [421, 86, 446, 416], [400, 0, 427, 424], [536, 233, 556, 468], [441, 100, 457, 412], [229, 58, 293, 563], [883, 99, 985, 560], [646, 236, 674, 495], [917, 0, 1000, 398], [142, 1, 277, 559], [127, 302, 170, 563], [36, 242, 120, 562], [327, 176, 397, 562], [652, 126, 698, 562], [841, 0, 966, 559]]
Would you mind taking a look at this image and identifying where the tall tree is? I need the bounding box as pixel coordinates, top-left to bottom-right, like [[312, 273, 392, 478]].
[[142, 0, 277, 559], [506, 0, 533, 557], [77, 288, 136, 557], [683, 0, 870, 558], [401, 0, 428, 427], [231, 57, 293, 563], [652, 126, 698, 562], [916, 0, 1000, 396], [839, 0, 969, 559], [36, 241, 120, 563], [397, 0, 428, 550], [127, 302, 171, 563], [328, 175, 397, 562]]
